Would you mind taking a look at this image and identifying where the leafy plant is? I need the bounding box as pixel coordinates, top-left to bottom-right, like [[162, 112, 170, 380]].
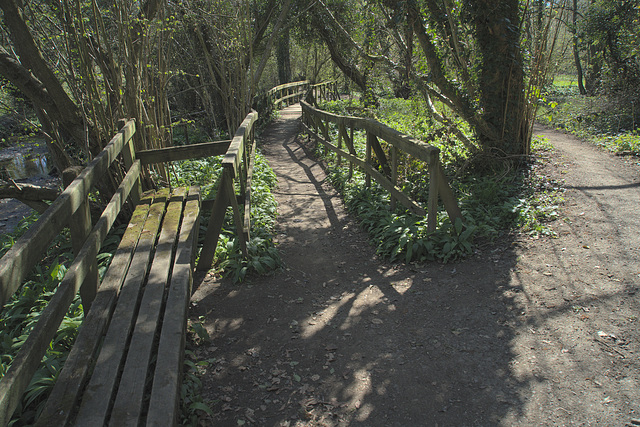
[[180, 350, 215, 426], [171, 149, 281, 282], [315, 97, 562, 263]]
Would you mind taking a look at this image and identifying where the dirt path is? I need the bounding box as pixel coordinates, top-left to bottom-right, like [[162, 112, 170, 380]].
[[189, 106, 640, 426]]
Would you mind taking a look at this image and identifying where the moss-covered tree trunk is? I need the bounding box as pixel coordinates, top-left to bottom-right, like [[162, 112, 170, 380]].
[[277, 27, 292, 84], [469, 0, 527, 157]]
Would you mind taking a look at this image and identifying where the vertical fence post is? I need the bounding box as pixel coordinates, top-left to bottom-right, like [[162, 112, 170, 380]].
[[62, 167, 99, 313], [337, 121, 344, 166], [119, 120, 141, 206], [391, 147, 398, 211], [349, 126, 354, 179], [365, 131, 372, 188], [427, 151, 440, 233]]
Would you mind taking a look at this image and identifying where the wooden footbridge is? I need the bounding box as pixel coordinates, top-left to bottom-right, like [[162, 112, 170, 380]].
[[0, 81, 461, 425]]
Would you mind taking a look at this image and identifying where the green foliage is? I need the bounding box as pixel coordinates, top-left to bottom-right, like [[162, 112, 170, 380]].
[[172, 150, 281, 282], [0, 213, 125, 425], [217, 235, 281, 283], [170, 156, 224, 201], [579, 0, 640, 92], [171, 121, 217, 146], [541, 80, 640, 155], [315, 98, 562, 264], [180, 350, 215, 426], [327, 166, 476, 263], [209, 150, 281, 283]]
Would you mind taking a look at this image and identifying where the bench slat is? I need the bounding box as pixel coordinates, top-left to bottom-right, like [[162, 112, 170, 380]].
[[35, 194, 153, 426], [75, 189, 169, 426], [109, 188, 187, 426], [147, 186, 201, 426]]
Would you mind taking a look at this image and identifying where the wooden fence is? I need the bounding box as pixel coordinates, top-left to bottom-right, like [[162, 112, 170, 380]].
[[300, 100, 462, 232], [195, 111, 258, 270], [307, 81, 340, 105], [254, 80, 309, 120], [0, 79, 343, 423], [254, 80, 339, 120], [0, 108, 258, 422]]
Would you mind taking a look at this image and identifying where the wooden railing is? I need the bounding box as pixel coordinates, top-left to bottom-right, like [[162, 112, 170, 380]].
[[306, 81, 340, 105], [0, 121, 141, 424], [254, 80, 309, 120], [195, 110, 258, 270], [0, 109, 258, 422], [300, 101, 462, 232], [254, 80, 339, 120]]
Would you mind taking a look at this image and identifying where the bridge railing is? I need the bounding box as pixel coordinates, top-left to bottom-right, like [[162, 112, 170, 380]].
[[306, 81, 340, 105], [254, 80, 309, 120], [195, 110, 258, 270], [300, 100, 462, 232], [0, 108, 258, 422], [0, 120, 143, 424], [254, 80, 339, 119]]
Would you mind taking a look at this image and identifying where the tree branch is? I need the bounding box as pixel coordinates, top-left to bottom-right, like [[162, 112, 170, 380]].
[[0, 180, 61, 214]]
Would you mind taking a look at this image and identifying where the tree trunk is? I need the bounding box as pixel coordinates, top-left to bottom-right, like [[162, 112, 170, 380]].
[[0, 181, 61, 214], [0, 0, 96, 167], [277, 27, 292, 84], [469, 0, 527, 156], [572, 0, 587, 95]]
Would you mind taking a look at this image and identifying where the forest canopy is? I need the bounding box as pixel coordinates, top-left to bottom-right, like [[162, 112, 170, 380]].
[[1, 0, 639, 173]]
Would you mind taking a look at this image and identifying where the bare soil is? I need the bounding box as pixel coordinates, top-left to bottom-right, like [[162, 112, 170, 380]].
[[190, 106, 640, 426]]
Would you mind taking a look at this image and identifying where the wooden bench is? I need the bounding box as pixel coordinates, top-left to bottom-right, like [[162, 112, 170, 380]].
[[0, 108, 259, 425], [35, 186, 200, 426]]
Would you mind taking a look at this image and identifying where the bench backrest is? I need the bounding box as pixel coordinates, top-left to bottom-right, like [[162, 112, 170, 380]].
[[0, 109, 259, 423], [0, 120, 140, 425]]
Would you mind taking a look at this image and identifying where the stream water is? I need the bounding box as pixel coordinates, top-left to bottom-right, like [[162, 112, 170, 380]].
[[0, 138, 50, 180], [0, 138, 57, 234]]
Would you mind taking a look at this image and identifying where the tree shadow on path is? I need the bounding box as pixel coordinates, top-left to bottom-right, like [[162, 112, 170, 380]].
[[189, 106, 531, 425]]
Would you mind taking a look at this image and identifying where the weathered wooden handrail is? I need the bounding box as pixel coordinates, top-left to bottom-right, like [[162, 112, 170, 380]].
[[300, 100, 462, 232], [196, 110, 259, 270], [0, 121, 137, 308], [0, 120, 140, 425], [0, 110, 259, 422], [267, 80, 310, 108], [308, 81, 340, 105], [137, 140, 231, 164]]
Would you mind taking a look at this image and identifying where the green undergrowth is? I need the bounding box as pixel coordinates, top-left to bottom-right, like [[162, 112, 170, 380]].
[[0, 214, 125, 425], [0, 146, 280, 423], [180, 348, 215, 425], [171, 149, 281, 282], [316, 98, 563, 264], [180, 317, 215, 425]]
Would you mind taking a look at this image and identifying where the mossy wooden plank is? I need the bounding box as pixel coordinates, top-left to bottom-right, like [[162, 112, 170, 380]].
[[146, 187, 200, 426], [121, 124, 141, 206], [436, 163, 463, 223], [74, 188, 169, 427], [63, 166, 99, 312], [0, 157, 141, 427], [223, 111, 258, 178], [368, 133, 392, 178], [197, 173, 231, 271], [108, 188, 186, 427], [225, 169, 248, 257], [243, 140, 257, 237], [137, 140, 231, 165], [0, 120, 135, 308], [35, 192, 152, 427]]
